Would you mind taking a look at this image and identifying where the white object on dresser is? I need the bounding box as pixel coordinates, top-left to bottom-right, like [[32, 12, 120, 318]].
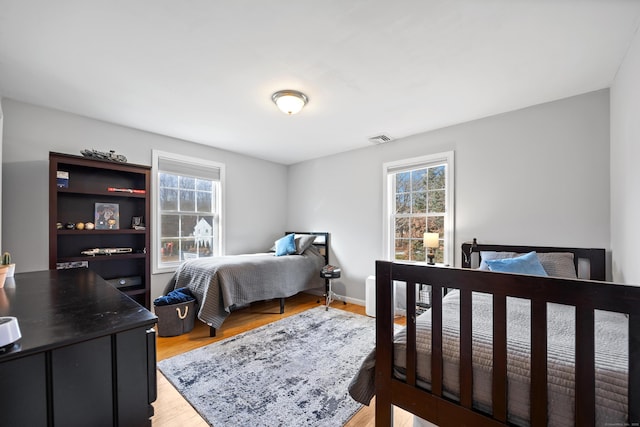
[[0, 317, 21, 348]]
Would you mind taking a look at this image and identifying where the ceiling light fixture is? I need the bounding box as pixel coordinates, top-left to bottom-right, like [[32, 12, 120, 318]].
[[271, 90, 308, 115]]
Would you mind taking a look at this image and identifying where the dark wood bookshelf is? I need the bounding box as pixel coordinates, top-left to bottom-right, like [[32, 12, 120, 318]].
[[49, 152, 151, 308]]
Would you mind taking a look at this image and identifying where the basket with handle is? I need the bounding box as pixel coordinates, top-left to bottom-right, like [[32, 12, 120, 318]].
[[154, 299, 196, 337]]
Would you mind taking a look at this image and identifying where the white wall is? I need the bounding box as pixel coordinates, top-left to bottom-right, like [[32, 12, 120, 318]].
[[1, 98, 289, 300], [610, 27, 640, 284], [288, 90, 611, 303], [0, 99, 3, 251]]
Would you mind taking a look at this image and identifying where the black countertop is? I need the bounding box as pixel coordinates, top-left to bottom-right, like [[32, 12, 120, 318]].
[[0, 269, 157, 361]]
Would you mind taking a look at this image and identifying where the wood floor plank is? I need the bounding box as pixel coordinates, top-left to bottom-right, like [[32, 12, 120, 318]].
[[151, 293, 411, 426]]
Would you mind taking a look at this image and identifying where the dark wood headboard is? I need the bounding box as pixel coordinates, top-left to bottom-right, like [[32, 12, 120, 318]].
[[285, 231, 330, 266], [461, 238, 606, 281]]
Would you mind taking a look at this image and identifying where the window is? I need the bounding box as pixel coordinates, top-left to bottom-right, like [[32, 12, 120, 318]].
[[383, 151, 454, 265], [152, 151, 225, 273]]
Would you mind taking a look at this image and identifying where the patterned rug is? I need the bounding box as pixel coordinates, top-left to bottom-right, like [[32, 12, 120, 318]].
[[158, 306, 376, 427]]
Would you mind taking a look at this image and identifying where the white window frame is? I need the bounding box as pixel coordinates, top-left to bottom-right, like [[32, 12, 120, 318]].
[[152, 150, 225, 274], [382, 151, 455, 265]]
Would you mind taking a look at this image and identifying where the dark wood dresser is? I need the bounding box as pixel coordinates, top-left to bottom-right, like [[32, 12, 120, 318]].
[[0, 269, 157, 426]]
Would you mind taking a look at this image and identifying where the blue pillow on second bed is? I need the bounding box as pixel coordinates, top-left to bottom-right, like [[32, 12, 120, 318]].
[[485, 251, 548, 276], [274, 233, 297, 256]]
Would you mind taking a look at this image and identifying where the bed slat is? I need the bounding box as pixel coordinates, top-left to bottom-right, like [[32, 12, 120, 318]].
[[406, 281, 417, 387], [459, 288, 473, 408], [492, 294, 507, 422], [431, 284, 444, 397], [575, 307, 595, 427], [530, 299, 548, 426]]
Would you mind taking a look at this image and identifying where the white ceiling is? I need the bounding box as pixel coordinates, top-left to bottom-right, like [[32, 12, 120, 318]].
[[1, 1, 639, 165]]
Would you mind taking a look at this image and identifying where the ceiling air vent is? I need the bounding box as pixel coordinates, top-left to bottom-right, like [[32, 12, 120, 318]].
[[368, 134, 394, 145]]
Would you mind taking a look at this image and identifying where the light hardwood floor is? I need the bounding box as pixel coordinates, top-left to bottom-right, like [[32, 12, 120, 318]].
[[151, 293, 412, 426]]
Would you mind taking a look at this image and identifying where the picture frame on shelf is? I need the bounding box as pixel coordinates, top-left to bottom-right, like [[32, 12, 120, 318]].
[[95, 202, 120, 230]]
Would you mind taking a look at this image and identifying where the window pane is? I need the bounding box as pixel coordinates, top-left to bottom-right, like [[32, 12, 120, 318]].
[[180, 190, 195, 212], [395, 193, 410, 214], [434, 242, 444, 263], [160, 214, 179, 238], [412, 191, 427, 213], [180, 238, 196, 260], [395, 239, 410, 260], [396, 172, 410, 193], [180, 215, 198, 237], [194, 238, 213, 257], [196, 179, 212, 191], [160, 239, 179, 263], [412, 239, 426, 262], [395, 217, 410, 239], [196, 191, 212, 213], [428, 190, 446, 213], [198, 216, 215, 233], [159, 173, 178, 188], [427, 216, 444, 235], [179, 176, 195, 190], [411, 169, 427, 192], [410, 217, 426, 238], [428, 166, 445, 189], [160, 188, 178, 211]]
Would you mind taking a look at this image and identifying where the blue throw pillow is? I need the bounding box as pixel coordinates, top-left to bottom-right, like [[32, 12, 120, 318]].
[[274, 233, 296, 256], [485, 251, 548, 276]]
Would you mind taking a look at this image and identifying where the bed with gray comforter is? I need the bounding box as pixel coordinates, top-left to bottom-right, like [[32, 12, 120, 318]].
[[165, 244, 326, 329]]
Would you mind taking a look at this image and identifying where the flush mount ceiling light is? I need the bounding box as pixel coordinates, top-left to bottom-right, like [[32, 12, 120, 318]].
[[271, 90, 308, 115]]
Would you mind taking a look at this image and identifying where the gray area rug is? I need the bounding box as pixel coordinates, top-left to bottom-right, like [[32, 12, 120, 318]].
[[158, 306, 376, 426]]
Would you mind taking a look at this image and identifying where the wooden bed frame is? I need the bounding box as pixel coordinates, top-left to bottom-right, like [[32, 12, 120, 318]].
[[374, 241, 640, 426], [206, 231, 330, 337]]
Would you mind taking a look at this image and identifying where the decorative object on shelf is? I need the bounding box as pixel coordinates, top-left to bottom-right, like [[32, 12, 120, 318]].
[[131, 216, 145, 230], [85, 222, 95, 230], [56, 261, 89, 270], [108, 187, 146, 194], [95, 203, 119, 230], [423, 232, 439, 265], [56, 170, 69, 188], [81, 248, 133, 256], [65, 222, 76, 230], [80, 149, 127, 163], [75, 222, 85, 230], [56, 222, 63, 230], [2, 252, 15, 278], [271, 89, 308, 115]]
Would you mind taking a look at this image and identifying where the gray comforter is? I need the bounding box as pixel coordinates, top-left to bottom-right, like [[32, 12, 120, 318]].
[[349, 289, 628, 426], [166, 248, 325, 328]]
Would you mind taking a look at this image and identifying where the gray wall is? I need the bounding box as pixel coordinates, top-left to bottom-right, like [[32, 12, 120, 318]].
[[610, 27, 640, 284], [0, 100, 3, 250], [0, 89, 616, 307], [288, 90, 611, 304], [1, 98, 289, 300]]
